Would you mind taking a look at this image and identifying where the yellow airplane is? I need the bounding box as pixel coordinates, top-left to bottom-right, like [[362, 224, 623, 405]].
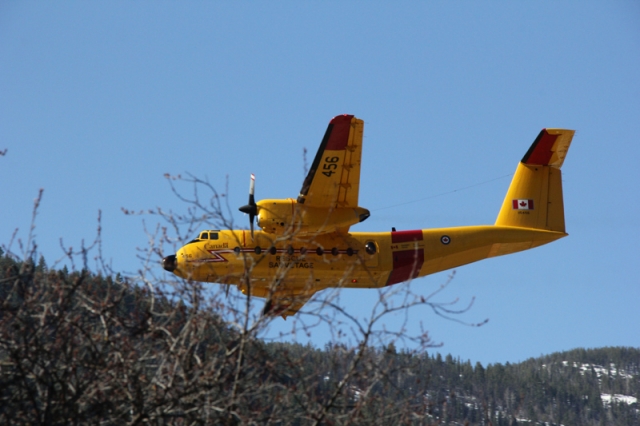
[[162, 115, 575, 318]]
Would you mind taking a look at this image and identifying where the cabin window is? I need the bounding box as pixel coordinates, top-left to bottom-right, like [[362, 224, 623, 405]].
[[365, 241, 377, 255], [210, 232, 219, 240], [200, 232, 208, 240]]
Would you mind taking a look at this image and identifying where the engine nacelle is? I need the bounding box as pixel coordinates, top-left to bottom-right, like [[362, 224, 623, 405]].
[[256, 198, 370, 235]]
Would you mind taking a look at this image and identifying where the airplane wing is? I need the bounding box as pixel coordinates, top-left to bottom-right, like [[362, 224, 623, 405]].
[[297, 115, 364, 209]]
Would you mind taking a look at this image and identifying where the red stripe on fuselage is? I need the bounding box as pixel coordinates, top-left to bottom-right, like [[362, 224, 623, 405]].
[[387, 249, 425, 286], [325, 115, 353, 150], [387, 229, 424, 285], [391, 229, 423, 243]]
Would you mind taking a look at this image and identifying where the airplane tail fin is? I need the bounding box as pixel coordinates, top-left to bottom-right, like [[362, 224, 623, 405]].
[[495, 129, 575, 233]]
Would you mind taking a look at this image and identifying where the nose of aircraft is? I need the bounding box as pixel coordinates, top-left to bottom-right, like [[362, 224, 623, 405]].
[[162, 254, 177, 272]]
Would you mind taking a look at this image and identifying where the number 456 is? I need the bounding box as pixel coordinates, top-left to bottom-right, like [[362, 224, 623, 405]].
[[322, 156, 339, 177]]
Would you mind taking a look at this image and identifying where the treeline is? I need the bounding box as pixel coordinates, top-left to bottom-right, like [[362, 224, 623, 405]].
[[1, 252, 638, 425], [381, 348, 639, 425]]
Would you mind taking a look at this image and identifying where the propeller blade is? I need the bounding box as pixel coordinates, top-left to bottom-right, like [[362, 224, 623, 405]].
[[249, 172, 255, 197], [238, 174, 257, 239]]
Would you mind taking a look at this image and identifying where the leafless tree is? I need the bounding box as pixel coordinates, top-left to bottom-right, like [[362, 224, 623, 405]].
[[0, 175, 483, 425]]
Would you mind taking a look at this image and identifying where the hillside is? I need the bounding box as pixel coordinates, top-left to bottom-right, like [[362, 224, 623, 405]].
[[1, 252, 637, 425]]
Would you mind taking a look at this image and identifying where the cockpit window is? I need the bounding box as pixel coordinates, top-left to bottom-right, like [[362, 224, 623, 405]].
[[197, 231, 220, 240]]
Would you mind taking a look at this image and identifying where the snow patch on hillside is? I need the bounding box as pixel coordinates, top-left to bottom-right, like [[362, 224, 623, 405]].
[[601, 393, 638, 406], [561, 361, 635, 379]]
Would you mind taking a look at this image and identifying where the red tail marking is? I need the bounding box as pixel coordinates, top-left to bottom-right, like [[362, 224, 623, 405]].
[[325, 115, 353, 150]]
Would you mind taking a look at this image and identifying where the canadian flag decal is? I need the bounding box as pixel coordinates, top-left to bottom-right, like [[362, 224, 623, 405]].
[[512, 199, 534, 210]]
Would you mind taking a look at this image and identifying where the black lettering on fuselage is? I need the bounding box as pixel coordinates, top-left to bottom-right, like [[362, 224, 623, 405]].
[[206, 242, 229, 249]]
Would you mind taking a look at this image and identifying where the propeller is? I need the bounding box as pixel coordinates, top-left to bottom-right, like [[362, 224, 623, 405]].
[[238, 174, 258, 238]]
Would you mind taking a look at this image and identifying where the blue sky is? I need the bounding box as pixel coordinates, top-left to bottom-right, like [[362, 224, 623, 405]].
[[1, 2, 639, 366]]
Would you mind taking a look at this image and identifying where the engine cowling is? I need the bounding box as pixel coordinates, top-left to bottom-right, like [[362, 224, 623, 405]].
[[256, 198, 370, 235]]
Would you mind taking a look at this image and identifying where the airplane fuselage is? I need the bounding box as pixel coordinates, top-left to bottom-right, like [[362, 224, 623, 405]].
[[173, 225, 565, 299]]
